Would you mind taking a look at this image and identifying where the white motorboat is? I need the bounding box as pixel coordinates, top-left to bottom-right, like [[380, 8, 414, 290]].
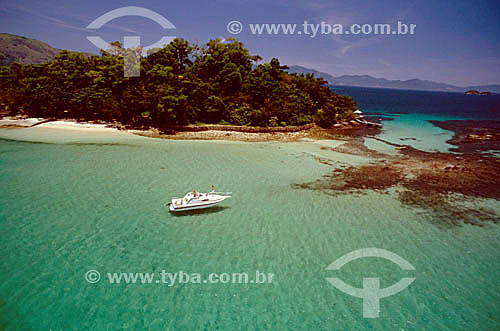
[[168, 187, 231, 212]]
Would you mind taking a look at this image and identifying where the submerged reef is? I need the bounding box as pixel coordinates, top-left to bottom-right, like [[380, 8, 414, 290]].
[[293, 126, 500, 226]]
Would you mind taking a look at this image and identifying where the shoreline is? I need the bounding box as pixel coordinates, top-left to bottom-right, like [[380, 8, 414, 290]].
[[132, 125, 380, 142], [0, 117, 380, 142], [2, 117, 500, 152]]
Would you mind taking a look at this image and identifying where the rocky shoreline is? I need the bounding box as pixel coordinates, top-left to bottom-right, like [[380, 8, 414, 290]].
[[129, 122, 381, 142]]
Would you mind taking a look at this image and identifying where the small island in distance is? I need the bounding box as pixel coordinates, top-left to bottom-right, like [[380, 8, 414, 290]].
[[465, 90, 495, 95]]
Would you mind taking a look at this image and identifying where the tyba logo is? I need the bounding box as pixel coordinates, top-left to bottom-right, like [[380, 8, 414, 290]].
[[86, 6, 176, 77], [326, 248, 415, 318]]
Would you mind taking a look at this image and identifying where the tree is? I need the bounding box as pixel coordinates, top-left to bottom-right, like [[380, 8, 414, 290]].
[[0, 37, 357, 129]]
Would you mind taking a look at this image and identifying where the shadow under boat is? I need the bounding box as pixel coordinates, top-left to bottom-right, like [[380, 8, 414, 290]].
[[170, 205, 229, 217]]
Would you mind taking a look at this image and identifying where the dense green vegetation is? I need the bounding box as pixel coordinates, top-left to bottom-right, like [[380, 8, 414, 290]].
[[0, 38, 357, 128]]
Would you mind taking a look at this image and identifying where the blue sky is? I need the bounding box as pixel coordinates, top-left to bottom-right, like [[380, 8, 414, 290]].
[[1, 0, 499, 86]]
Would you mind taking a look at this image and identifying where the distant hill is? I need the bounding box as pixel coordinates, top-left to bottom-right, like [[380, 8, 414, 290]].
[[330, 74, 459, 92], [288, 65, 500, 93], [0, 33, 61, 66], [0, 33, 95, 66], [288, 65, 338, 85], [465, 85, 500, 93]]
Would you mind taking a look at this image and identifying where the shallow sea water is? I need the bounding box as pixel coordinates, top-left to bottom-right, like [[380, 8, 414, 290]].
[[0, 127, 499, 330]]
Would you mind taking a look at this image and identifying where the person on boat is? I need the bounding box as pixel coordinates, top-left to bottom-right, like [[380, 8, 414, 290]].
[[193, 190, 197, 198], [211, 185, 215, 193]]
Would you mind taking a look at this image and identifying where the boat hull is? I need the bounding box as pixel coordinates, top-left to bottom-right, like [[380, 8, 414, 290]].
[[169, 200, 222, 212], [168, 195, 230, 212]]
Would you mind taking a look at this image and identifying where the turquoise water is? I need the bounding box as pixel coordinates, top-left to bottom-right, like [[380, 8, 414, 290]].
[[0, 127, 499, 330], [368, 113, 457, 153], [333, 86, 500, 154]]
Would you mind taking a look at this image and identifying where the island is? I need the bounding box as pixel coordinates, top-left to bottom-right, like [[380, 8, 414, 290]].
[[465, 90, 495, 95], [0, 38, 360, 134]]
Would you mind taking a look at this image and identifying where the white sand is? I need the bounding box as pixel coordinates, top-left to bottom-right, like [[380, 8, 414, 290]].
[[0, 117, 47, 127], [35, 120, 122, 132], [0, 118, 122, 132], [1, 118, 367, 142]]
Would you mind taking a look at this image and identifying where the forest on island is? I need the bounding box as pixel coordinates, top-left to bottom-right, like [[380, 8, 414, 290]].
[[0, 38, 357, 129]]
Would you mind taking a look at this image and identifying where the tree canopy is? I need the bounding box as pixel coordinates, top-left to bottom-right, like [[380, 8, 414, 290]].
[[0, 37, 357, 129]]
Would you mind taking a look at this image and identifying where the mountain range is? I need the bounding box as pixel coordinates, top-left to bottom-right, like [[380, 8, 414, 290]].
[[288, 65, 500, 93]]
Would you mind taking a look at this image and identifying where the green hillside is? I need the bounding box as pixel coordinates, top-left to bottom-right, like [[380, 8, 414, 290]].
[[0, 33, 61, 66]]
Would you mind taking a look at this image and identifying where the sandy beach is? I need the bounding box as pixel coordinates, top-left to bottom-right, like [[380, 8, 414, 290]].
[[0, 117, 378, 142], [35, 120, 123, 133], [0, 118, 135, 136], [0, 117, 48, 127]]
